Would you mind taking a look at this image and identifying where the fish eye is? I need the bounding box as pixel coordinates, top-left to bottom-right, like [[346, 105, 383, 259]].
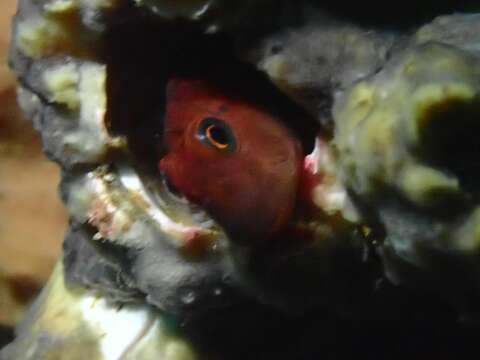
[[196, 117, 236, 153]]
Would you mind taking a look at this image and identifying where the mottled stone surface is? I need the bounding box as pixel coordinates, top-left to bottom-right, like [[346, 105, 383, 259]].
[[1, 263, 197, 360], [4, 0, 480, 358], [334, 32, 480, 311]]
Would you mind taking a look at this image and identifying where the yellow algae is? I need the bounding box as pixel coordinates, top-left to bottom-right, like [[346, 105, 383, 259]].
[[43, 63, 80, 110], [16, 18, 72, 58], [341, 83, 375, 131], [399, 164, 459, 205], [44, 0, 78, 14], [453, 208, 480, 252]]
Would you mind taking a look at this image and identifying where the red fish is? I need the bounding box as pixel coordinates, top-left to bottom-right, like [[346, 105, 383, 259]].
[[159, 78, 304, 245]]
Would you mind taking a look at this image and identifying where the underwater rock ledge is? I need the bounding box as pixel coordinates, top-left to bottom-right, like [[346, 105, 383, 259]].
[[3, 0, 480, 359]]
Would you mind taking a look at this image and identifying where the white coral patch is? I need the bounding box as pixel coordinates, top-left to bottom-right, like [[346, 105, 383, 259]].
[[60, 63, 126, 160], [43, 62, 81, 110], [80, 295, 155, 359], [79, 293, 197, 359], [308, 137, 361, 223]]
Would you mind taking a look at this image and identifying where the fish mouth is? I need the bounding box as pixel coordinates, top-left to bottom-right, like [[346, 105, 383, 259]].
[[161, 172, 187, 203], [160, 171, 218, 231]]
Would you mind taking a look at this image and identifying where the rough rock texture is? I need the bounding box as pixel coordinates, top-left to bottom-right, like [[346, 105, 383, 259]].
[[244, 22, 395, 130], [334, 26, 480, 314], [4, 0, 480, 358], [0, 0, 65, 332], [1, 263, 198, 360]]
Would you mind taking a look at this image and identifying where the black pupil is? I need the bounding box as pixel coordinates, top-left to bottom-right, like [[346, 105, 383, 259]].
[[197, 117, 236, 153], [208, 125, 229, 146]]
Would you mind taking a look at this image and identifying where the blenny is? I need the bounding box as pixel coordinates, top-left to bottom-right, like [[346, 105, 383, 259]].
[[159, 76, 306, 245]]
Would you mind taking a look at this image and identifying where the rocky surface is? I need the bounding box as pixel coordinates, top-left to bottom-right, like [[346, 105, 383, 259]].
[[4, 0, 480, 358], [0, 0, 65, 333]]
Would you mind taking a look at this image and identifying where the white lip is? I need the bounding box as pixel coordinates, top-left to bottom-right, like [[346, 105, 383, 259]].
[[304, 136, 361, 223], [160, 172, 190, 205]]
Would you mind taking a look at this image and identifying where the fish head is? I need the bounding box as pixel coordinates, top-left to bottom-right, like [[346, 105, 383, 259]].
[[159, 78, 304, 244]]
